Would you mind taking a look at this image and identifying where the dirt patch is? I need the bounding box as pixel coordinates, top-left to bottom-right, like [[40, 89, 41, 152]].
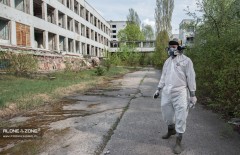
[[87, 103, 101, 108]]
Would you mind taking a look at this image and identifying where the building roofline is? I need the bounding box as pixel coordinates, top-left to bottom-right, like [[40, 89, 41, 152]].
[[84, 0, 110, 27]]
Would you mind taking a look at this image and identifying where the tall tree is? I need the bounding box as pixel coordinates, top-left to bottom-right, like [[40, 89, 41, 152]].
[[142, 24, 154, 40], [154, 0, 174, 67], [155, 0, 174, 35], [127, 8, 141, 27], [117, 8, 144, 42]]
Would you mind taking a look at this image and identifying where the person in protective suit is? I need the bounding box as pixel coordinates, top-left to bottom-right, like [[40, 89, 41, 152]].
[[153, 39, 197, 154]]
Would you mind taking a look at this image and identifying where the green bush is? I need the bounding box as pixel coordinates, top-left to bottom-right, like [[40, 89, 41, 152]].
[[185, 0, 240, 117], [0, 51, 38, 77], [95, 66, 105, 76], [102, 58, 111, 71]]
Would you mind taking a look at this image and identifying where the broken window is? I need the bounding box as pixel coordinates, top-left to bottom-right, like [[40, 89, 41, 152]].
[[74, 0, 79, 15], [33, 0, 42, 19], [80, 5, 84, 18], [91, 29, 94, 40], [67, 16, 73, 31], [90, 13, 93, 24], [0, 18, 10, 43], [75, 41, 80, 53], [47, 4, 55, 24], [15, 0, 30, 14], [58, 11, 64, 28], [81, 43, 85, 54], [95, 47, 98, 56], [66, 0, 71, 10], [59, 35, 65, 51], [48, 32, 56, 51], [0, 0, 10, 6], [87, 44, 90, 55], [98, 34, 100, 43], [81, 24, 85, 36], [16, 22, 30, 47], [34, 28, 44, 48], [68, 38, 74, 52], [95, 32, 98, 41], [98, 20, 100, 29], [86, 27, 89, 38], [85, 10, 89, 21], [75, 21, 80, 34], [91, 45, 94, 56], [101, 36, 103, 43]]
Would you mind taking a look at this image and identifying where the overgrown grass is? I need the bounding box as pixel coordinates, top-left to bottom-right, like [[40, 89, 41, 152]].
[[0, 67, 132, 109]]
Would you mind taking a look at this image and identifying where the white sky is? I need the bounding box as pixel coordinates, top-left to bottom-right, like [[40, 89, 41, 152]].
[[86, 0, 201, 34]]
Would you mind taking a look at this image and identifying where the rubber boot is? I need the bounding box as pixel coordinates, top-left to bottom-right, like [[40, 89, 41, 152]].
[[173, 133, 183, 154], [162, 124, 176, 139]]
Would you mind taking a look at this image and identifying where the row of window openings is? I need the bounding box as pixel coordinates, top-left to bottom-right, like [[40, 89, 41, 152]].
[[0, 0, 110, 35], [0, 21, 106, 55], [110, 42, 155, 48], [0, 19, 108, 47], [36, 32, 103, 56]]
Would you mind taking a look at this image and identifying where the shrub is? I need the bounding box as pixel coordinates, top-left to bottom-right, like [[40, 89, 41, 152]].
[[95, 66, 105, 76]]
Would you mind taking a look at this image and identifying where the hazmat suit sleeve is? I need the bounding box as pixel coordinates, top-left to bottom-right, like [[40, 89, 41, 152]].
[[186, 58, 196, 92], [157, 60, 168, 89]]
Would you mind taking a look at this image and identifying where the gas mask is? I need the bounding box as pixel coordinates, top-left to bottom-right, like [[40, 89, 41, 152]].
[[168, 47, 179, 57]]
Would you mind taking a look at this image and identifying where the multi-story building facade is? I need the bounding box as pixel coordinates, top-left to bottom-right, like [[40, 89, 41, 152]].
[[179, 19, 194, 46], [108, 20, 126, 48], [0, 0, 111, 57], [108, 20, 126, 41]]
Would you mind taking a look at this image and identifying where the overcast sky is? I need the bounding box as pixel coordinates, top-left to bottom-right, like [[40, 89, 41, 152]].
[[86, 0, 201, 34]]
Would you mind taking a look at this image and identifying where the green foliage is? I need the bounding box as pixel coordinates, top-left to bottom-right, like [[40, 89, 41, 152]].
[[117, 23, 145, 41], [94, 66, 105, 76], [186, 0, 240, 117], [107, 45, 151, 67], [142, 24, 155, 40], [153, 30, 169, 68], [102, 58, 111, 71], [0, 52, 38, 77], [127, 8, 141, 27], [155, 0, 174, 34]]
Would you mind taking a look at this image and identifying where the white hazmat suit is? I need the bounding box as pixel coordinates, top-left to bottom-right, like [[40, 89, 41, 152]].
[[158, 54, 196, 134]]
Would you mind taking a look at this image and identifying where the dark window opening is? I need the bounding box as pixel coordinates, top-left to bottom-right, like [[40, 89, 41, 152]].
[[59, 35, 65, 51], [47, 4, 55, 24], [33, 0, 42, 19], [1, 0, 10, 6], [15, 0, 30, 14], [58, 11, 64, 28], [48, 32, 57, 51], [34, 28, 44, 48], [0, 18, 10, 41]]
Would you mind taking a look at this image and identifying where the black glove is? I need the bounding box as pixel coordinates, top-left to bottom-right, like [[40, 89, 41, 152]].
[[153, 90, 160, 99]]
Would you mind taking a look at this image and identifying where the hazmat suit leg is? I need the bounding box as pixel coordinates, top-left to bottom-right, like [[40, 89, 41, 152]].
[[161, 90, 175, 126], [172, 89, 189, 133], [161, 88, 189, 134]]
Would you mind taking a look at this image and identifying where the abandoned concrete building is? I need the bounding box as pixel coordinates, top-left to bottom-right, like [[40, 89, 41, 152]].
[[0, 0, 111, 70]]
